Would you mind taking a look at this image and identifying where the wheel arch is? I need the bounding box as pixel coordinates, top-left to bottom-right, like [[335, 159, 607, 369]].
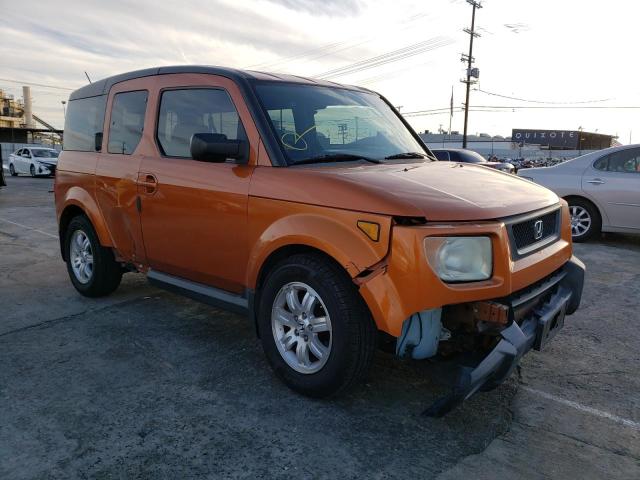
[[563, 194, 605, 226], [249, 243, 374, 338], [255, 244, 352, 294], [58, 193, 114, 260]]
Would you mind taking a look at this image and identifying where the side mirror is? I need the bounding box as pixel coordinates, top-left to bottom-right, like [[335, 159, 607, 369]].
[[95, 132, 103, 152], [190, 133, 248, 164]]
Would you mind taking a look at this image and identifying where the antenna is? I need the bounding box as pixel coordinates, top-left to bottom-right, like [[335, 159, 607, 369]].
[[84, 71, 92, 83]]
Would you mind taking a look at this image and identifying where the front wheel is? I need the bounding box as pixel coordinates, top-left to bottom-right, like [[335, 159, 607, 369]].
[[258, 254, 376, 398], [64, 215, 122, 297]]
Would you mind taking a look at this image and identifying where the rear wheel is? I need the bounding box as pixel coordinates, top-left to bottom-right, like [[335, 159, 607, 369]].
[[64, 215, 122, 297], [567, 198, 601, 242], [258, 254, 376, 398], [9, 164, 17, 176]]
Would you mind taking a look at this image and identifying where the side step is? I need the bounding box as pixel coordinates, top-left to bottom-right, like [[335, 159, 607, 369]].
[[147, 270, 249, 316]]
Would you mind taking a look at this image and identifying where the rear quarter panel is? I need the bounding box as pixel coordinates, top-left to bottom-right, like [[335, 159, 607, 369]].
[[55, 151, 114, 247]]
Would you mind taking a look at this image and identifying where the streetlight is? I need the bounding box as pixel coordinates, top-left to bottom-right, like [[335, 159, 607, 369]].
[[61, 100, 67, 119]]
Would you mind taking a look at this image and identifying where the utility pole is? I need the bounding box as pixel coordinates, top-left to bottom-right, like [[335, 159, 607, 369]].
[[338, 123, 347, 144], [461, 0, 482, 149]]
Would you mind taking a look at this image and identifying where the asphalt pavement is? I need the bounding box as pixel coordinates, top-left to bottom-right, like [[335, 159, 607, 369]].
[[1, 175, 638, 479]]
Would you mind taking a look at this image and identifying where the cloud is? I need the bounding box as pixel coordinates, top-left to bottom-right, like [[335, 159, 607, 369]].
[[3, 0, 630, 138], [267, 0, 363, 15]]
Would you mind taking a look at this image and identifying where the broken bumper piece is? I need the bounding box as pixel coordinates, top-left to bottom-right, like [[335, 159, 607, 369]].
[[423, 255, 585, 417]]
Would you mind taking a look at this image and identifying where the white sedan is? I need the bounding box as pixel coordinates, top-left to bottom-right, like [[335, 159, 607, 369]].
[[518, 144, 640, 241], [8, 147, 59, 177]]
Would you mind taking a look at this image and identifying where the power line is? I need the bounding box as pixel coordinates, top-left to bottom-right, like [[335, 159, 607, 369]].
[[472, 105, 640, 110], [246, 11, 435, 71], [352, 58, 438, 86], [0, 78, 74, 91], [476, 88, 612, 105], [317, 37, 450, 78], [316, 37, 454, 79], [247, 38, 359, 70], [402, 105, 640, 117]]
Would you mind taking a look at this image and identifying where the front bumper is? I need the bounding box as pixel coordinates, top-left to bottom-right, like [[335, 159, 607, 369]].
[[423, 255, 585, 417], [35, 164, 56, 176], [359, 206, 574, 338]]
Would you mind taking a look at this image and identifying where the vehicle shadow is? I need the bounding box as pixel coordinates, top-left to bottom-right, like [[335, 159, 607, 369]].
[[592, 232, 640, 251]]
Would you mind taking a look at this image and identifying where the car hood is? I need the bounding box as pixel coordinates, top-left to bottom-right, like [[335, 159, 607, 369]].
[[251, 161, 559, 221]]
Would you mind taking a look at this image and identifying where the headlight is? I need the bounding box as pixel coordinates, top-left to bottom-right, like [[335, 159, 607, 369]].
[[424, 236, 492, 282]]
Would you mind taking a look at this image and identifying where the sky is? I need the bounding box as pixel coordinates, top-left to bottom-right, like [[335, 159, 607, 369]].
[[1, 0, 638, 142]]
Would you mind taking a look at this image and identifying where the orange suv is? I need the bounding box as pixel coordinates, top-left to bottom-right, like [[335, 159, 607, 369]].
[[55, 66, 585, 415]]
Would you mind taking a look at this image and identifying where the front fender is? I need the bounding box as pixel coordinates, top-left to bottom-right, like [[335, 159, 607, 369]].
[[246, 197, 392, 289]]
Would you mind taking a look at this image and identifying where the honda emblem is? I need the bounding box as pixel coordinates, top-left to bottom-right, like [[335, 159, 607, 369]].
[[533, 220, 544, 240]]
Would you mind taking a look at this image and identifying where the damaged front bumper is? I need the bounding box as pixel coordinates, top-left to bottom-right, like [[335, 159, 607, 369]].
[[423, 255, 585, 417]]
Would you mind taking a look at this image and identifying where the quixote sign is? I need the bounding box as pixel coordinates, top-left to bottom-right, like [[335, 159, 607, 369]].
[[512, 129, 579, 148]]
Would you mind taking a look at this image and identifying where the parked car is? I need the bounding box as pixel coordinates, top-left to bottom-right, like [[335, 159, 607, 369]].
[[519, 145, 640, 241], [431, 148, 515, 173], [55, 66, 584, 415], [8, 147, 59, 177]]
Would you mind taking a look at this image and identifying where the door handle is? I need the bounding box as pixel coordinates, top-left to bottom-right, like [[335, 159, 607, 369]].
[[137, 173, 158, 194], [586, 178, 605, 185]]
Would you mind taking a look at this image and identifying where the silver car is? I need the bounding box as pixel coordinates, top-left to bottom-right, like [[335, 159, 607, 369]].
[[518, 145, 640, 241]]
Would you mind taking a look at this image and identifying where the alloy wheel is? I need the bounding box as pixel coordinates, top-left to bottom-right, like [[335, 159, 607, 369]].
[[70, 230, 94, 284], [570, 205, 592, 238], [271, 282, 332, 374]]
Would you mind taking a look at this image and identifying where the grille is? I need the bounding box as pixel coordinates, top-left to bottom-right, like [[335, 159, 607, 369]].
[[511, 209, 559, 252]]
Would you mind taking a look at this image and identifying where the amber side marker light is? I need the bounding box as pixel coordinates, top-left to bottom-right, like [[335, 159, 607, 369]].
[[357, 221, 380, 242]]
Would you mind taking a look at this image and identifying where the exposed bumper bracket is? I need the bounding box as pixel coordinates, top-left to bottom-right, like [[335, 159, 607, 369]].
[[423, 256, 585, 417]]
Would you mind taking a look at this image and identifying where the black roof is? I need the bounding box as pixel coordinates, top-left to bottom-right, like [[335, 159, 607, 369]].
[[69, 65, 370, 100]]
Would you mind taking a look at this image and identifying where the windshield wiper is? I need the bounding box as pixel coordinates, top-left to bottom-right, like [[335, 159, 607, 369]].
[[384, 152, 428, 160], [291, 153, 382, 166]]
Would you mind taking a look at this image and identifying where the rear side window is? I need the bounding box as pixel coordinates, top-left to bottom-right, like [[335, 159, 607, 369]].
[[156, 89, 246, 158], [593, 156, 608, 171], [63, 95, 107, 151], [595, 149, 640, 173], [108, 91, 148, 154]]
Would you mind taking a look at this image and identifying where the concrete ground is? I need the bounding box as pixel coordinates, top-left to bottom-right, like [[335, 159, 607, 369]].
[[0, 175, 638, 479]]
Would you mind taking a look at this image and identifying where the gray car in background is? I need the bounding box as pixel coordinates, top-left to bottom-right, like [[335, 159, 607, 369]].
[[518, 144, 640, 241]]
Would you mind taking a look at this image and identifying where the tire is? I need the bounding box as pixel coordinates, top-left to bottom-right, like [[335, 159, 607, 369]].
[[9, 164, 17, 176], [30, 164, 36, 177], [567, 198, 601, 242], [257, 253, 376, 398], [64, 215, 122, 297]]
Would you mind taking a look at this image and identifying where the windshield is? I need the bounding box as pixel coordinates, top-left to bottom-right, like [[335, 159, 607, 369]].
[[254, 83, 428, 165], [32, 149, 59, 158]]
